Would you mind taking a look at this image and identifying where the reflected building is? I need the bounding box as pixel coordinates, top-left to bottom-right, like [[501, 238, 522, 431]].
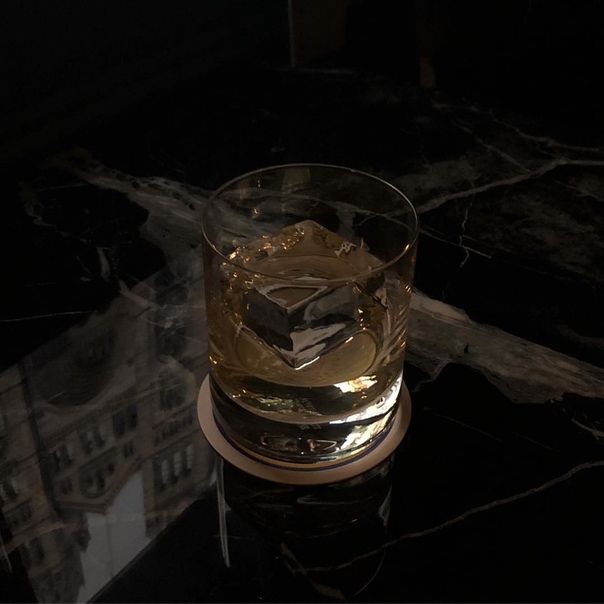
[[0, 252, 214, 602], [0, 366, 85, 603], [141, 255, 213, 538]]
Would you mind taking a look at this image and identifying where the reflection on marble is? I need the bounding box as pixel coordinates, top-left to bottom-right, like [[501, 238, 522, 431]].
[[49, 149, 210, 260], [46, 148, 604, 410], [0, 256, 215, 602], [409, 292, 604, 406], [220, 456, 393, 601], [3, 68, 604, 601]]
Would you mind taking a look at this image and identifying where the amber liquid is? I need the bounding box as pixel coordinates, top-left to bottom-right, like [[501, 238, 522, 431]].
[[205, 221, 412, 461]]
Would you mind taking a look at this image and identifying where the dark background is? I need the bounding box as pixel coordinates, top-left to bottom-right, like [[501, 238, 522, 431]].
[[2, 0, 604, 386], [3, 0, 604, 370], [3, 0, 604, 165]]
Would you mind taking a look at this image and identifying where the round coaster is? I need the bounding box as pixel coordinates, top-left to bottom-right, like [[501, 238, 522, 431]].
[[197, 376, 411, 485]]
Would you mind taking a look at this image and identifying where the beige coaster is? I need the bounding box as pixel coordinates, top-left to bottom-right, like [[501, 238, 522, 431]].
[[197, 376, 411, 485]]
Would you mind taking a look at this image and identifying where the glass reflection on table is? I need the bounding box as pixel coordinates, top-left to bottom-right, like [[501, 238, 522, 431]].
[[218, 454, 394, 600]]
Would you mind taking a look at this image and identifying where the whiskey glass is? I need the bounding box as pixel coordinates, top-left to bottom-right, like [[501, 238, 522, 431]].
[[202, 164, 417, 465]]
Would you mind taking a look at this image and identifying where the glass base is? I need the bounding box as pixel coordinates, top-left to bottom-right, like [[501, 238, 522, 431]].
[[197, 375, 411, 484], [209, 373, 403, 465]]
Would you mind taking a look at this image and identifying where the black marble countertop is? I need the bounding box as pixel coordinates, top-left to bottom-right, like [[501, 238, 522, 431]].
[[1, 68, 603, 603]]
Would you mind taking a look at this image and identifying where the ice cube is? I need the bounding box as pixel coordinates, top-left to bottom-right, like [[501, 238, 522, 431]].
[[278, 323, 351, 369], [242, 281, 360, 368], [232, 220, 385, 369], [242, 283, 323, 351]]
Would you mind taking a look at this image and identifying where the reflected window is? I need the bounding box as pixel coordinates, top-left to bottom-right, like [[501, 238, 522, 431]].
[[95, 470, 105, 492], [81, 461, 112, 498], [10, 475, 20, 496], [157, 319, 186, 357], [173, 451, 182, 478], [185, 444, 194, 472], [51, 450, 62, 473], [95, 425, 106, 446], [80, 430, 94, 454], [160, 459, 169, 486], [113, 406, 137, 437], [127, 404, 138, 429], [159, 379, 186, 410], [51, 445, 74, 473], [113, 412, 126, 437], [122, 441, 135, 458]]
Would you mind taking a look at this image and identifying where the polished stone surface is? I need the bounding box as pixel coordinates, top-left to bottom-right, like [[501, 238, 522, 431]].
[[1, 68, 604, 602]]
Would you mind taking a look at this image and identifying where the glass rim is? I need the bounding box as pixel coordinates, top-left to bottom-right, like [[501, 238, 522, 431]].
[[202, 163, 419, 285]]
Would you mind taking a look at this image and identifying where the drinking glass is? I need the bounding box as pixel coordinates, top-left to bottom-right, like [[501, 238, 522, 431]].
[[202, 164, 417, 465]]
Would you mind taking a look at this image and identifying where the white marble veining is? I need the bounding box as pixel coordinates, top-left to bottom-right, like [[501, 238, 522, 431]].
[[404, 156, 604, 215], [297, 459, 604, 574], [389, 100, 604, 217], [409, 292, 604, 405], [40, 149, 604, 412], [51, 149, 210, 258]]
